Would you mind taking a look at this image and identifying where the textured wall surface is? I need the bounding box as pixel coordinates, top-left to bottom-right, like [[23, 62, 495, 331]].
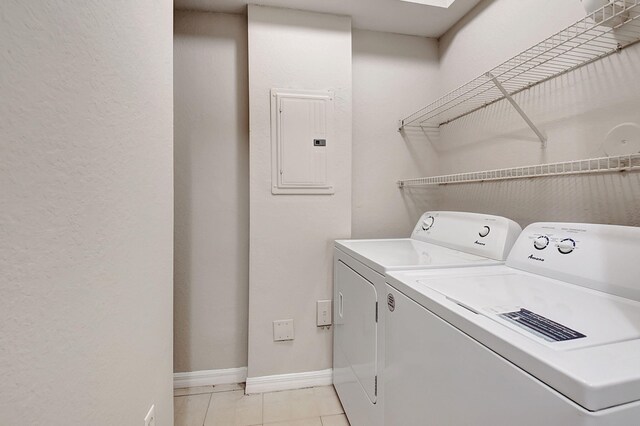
[[174, 11, 250, 373], [247, 5, 352, 378], [0, 1, 174, 425], [411, 0, 640, 227], [352, 29, 441, 239]]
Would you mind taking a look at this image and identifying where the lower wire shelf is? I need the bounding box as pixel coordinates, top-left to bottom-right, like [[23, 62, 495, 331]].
[[398, 154, 640, 187]]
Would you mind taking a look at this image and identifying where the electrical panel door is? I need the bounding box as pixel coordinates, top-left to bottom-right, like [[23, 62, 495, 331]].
[[271, 88, 334, 194]]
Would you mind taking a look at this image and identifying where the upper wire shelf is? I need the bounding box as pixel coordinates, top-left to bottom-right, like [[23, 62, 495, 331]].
[[399, 0, 640, 131]]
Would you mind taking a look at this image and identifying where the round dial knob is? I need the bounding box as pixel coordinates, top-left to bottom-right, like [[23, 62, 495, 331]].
[[557, 238, 576, 254], [533, 235, 549, 250], [478, 226, 490, 238], [422, 216, 435, 231]]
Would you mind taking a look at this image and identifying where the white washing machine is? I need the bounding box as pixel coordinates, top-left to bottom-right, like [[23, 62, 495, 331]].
[[333, 211, 522, 426], [385, 222, 640, 426]]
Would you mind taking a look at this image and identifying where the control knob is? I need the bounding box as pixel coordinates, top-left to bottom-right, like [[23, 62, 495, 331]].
[[422, 216, 435, 231], [557, 238, 576, 254], [533, 235, 549, 250], [478, 226, 491, 238]]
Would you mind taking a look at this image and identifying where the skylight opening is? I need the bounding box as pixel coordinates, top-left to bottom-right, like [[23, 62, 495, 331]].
[[399, 0, 457, 8]]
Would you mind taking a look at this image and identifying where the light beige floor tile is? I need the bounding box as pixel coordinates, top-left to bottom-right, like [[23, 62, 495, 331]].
[[212, 382, 245, 393], [263, 388, 320, 423], [174, 385, 216, 397], [312, 386, 344, 416], [204, 390, 262, 426], [174, 393, 212, 426], [321, 414, 350, 426], [265, 417, 323, 426]]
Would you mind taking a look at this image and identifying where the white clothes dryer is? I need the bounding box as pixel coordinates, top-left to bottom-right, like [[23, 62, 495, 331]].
[[385, 222, 640, 426], [333, 211, 522, 426]]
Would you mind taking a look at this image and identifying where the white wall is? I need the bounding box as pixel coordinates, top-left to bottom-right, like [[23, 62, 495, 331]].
[[352, 29, 441, 238], [172, 11, 441, 378], [174, 11, 249, 373], [430, 0, 640, 227], [439, 0, 587, 94], [247, 5, 352, 378], [0, 1, 174, 425]]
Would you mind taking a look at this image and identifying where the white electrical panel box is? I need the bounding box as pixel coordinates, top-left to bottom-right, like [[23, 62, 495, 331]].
[[271, 88, 334, 195]]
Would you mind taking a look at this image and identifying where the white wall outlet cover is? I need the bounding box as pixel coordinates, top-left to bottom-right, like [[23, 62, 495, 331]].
[[144, 404, 156, 426], [273, 319, 294, 341], [603, 123, 640, 156], [317, 300, 332, 326]]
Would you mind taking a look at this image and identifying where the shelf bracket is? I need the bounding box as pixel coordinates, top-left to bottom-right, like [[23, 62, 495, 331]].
[[486, 72, 547, 148]]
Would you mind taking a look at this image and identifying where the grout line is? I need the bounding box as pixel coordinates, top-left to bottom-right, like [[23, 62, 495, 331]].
[[202, 392, 213, 426], [262, 416, 323, 426]]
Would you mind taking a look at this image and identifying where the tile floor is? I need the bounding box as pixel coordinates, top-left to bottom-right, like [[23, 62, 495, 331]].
[[174, 383, 350, 426]]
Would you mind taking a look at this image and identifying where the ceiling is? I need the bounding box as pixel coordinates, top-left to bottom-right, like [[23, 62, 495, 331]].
[[173, 0, 483, 38]]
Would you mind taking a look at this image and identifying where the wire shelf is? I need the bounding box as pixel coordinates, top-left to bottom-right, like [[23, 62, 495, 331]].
[[399, 0, 640, 130], [397, 154, 640, 187]]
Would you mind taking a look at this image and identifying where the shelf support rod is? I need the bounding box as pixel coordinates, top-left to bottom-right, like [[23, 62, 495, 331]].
[[486, 72, 547, 148]]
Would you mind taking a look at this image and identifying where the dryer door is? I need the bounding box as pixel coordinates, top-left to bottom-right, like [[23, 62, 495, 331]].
[[336, 261, 378, 403]]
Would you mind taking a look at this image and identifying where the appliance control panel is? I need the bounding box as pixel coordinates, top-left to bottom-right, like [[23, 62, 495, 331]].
[[531, 233, 575, 254], [506, 222, 640, 302], [411, 211, 522, 261]]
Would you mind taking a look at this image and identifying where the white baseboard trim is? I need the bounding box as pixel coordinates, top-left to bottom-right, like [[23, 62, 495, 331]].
[[245, 368, 333, 394], [173, 367, 248, 389]]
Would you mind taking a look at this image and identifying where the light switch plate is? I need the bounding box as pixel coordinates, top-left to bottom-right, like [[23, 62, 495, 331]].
[[273, 319, 294, 341], [317, 300, 332, 326]]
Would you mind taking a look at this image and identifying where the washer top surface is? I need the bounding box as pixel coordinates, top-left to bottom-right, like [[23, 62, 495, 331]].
[[423, 270, 640, 350], [335, 238, 497, 274]]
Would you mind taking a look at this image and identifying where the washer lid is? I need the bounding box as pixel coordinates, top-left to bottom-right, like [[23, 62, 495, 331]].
[[335, 238, 498, 274], [403, 269, 640, 411], [424, 273, 640, 350]]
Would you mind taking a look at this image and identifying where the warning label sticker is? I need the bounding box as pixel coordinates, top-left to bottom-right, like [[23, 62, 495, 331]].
[[499, 308, 586, 342]]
